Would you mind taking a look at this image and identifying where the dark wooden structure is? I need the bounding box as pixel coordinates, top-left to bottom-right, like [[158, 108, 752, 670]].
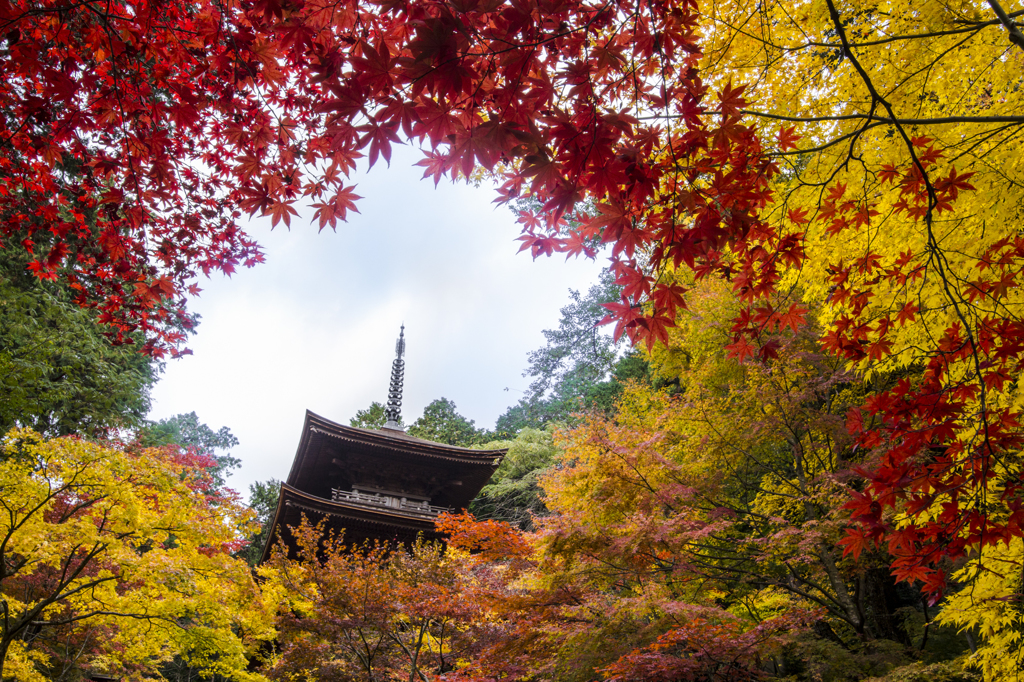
[[259, 410, 506, 562]]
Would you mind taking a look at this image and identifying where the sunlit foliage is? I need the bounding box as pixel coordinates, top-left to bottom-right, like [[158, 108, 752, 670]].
[[0, 431, 275, 681]]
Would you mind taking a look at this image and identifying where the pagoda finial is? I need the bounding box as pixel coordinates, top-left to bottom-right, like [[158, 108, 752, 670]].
[[383, 325, 406, 430]]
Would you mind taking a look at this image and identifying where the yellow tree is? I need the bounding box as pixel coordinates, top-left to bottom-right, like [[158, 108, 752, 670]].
[[935, 538, 1024, 676], [541, 289, 868, 630], [530, 277, 984, 677], [689, 0, 1024, 590], [0, 431, 275, 681]]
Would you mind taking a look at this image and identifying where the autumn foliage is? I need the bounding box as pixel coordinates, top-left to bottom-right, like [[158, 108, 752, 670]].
[[0, 430, 274, 681], [4, 0, 1024, 671], [262, 518, 498, 682], [1, 0, 269, 354], [264, 509, 820, 682], [265, 276, 1018, 681], [1, 0, 772, 356]]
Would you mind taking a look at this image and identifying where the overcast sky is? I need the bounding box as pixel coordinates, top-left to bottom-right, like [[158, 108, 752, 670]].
[[147, 146, 607, 498]]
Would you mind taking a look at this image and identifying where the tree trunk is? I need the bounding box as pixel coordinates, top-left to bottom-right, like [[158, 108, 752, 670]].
[[0, 634, 11, 681], [860, 566, 910, 644]]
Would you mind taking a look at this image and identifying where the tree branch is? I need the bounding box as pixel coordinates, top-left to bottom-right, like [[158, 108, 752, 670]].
[[986, 0, 1024, 50]]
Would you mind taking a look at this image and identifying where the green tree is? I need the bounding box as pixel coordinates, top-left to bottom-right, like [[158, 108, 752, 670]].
[[496, 270, 652, 436], [408, 398, 487, 446], [0, 250, 157, 437], [523, 268, 619, 396], [240, 478, 282, 566], [470, 427, 560, 529], [138, 412, 241, 489], [349, 401, 397, 430]]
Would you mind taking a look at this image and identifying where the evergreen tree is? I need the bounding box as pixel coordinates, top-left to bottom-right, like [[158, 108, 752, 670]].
[[138, 411, 240, 489], [496, 270, 652, 436], [239, 478, 282, 566], [409, 398, 488, 446], [349, 401, 396, 430], [470, 427, 559, 529]]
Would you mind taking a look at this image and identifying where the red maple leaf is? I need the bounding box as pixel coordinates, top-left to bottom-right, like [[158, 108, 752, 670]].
[[415, 151, 453, 186], [717, 81, 747, 118], [360, 119, 403, 168], [837, 528, 872, 560], [787, 207, 810, 225], [777, 125, 800, 151], [267, 200, 299, 228], [725, 336, 756, 362], [879, 163, 900, 184], [778, 303, 808, 332]]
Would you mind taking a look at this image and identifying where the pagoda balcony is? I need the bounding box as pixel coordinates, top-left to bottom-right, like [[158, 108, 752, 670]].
[[331, 489, 450, 518]]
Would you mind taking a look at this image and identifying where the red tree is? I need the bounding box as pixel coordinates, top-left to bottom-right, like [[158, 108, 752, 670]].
[[1, 0, 766, 355]]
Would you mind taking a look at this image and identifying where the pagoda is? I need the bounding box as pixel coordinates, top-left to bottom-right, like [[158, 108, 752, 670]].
[[259, 327, 505, 562]]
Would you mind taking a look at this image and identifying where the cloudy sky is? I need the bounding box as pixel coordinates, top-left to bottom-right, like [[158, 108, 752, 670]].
[[147, 145, 607, 498]]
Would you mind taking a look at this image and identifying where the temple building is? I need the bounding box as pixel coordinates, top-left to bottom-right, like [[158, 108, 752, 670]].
[[259, 327, 506, 562]]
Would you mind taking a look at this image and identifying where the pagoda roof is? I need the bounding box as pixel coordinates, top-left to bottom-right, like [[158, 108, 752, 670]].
[[288, 410, 505, 483], [286, 411, 504, 505]]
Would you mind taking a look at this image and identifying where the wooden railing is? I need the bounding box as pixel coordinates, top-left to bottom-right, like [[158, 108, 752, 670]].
[[331, 489, 449, 518]]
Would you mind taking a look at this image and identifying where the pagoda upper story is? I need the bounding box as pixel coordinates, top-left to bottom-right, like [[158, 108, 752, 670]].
[[259, 328, 506, 562]]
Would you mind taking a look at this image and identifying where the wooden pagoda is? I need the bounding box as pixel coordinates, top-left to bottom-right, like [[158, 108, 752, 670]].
[[259, 328, 505, 562]]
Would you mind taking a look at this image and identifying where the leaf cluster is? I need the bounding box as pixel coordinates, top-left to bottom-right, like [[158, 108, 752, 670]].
[[137, 411, 241, 490], [408, 398, 490, 446], [262, 520, 494, 682], [496, 270, 652, 436], [470, 426, 560, 529]]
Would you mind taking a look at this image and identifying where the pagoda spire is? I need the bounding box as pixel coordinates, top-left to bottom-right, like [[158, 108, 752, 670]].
[[383, 325, 406, 430]]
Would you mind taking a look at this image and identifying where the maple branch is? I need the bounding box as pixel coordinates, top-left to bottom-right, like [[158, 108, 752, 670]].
[[736, 111, 1024, 126], [986, 0, 1024, 50], [955, 8, 1024, 24], [0, 0, 113, 32], [884, 29, 987, 104], [683, 546, 862, 628], [898, 149, 1003, 496], [0, 475, 107, 582], [824, 0, 1009, 571], [950, 123, 1024, 169], [708, 9, 1024, 54], [7, 564, 117, 642], [30, 609, 181, 628]]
